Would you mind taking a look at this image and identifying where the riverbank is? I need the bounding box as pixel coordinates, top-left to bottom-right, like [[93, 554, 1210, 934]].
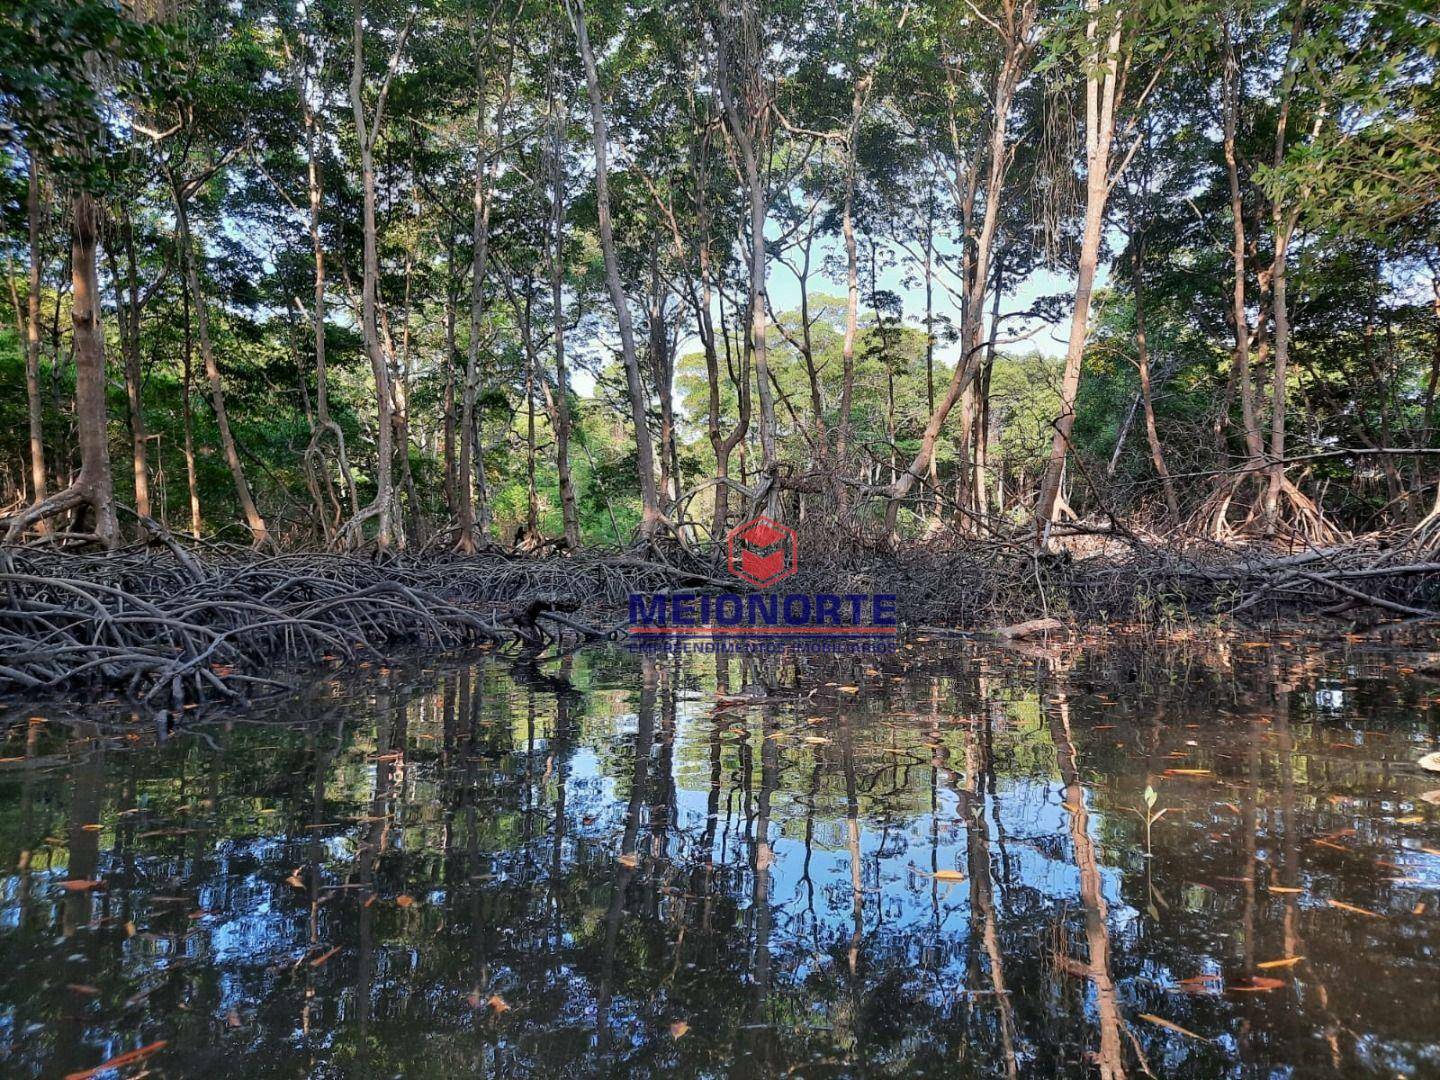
[[1, 533, 1437, 712]]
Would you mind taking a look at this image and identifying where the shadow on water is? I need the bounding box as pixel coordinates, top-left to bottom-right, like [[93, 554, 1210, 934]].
[[2, 638, 1439, 1077]]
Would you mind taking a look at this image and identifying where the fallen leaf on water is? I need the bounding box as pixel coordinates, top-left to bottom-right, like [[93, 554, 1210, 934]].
[[1228, 975, 1287, 993], [1061, 801, 1082, 813], [67, 984, 100, 996], [227, 1008, 242, 1028], [1163, 769, 1214, 778], [1268, 885, 1304, 895], [1420, 790, 1440, 807], [60, 879, 104, 892], [670, 1020, 690, 1039], [1396, 815, 1425, 825], [838, 686, 860, 694], [487, 994, 510, 1013], [803, 736, 831, 745], [1137, 1013, 1211, 1041], [81, 824, 102, 832], [617, 853, 639, 869], [395, 894, 415, 908], [1327, 898, 1383, 918], [1418, 752, 1440, 774], [1171, 973, 1222, 995], [1415, 902, 1427, 915], [933, 869, 965, 882], [285, 871, 305, 889], [1256, 956, 1304, 969], [63, 1040, 168, 1080]]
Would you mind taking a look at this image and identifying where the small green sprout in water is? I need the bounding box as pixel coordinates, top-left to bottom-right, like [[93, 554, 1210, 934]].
[[1130, 784, 1174, 858]]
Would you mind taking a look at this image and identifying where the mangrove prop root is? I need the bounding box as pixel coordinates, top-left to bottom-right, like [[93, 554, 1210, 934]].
[[1, 532, 1436, 714]]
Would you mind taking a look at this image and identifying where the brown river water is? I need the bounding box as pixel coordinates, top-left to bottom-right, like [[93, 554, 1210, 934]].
[[1, 636, 1438, 1077]]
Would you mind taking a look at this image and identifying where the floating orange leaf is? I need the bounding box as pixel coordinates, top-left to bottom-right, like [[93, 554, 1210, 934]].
[[487, 994, 510, 1013], [670, 1020, 690, 1039], [64, 1040, 168, 1080], [1228, 975, 1287, 992], [1327, 898, 1383, 918], [395, 894, 415, 908], [1256, 956, 1304, 969], [60, 879, 104, 892]]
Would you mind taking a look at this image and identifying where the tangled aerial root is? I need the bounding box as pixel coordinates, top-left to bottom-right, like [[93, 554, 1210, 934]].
[[0, 546, 722, 712], [1, 528, 1436, 716]]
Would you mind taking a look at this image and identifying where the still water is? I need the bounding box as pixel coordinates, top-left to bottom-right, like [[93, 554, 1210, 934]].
[[2, 639, 1439, 1078]]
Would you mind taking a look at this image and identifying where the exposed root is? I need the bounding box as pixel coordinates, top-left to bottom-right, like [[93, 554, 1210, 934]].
[[0, 546, 720, 712]]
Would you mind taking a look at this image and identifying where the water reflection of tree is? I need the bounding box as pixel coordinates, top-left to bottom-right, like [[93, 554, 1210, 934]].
[[3, 643, 1440, 1076]]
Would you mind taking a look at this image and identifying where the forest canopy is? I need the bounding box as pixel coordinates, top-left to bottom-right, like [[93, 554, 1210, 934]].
[[1, 0, 1437, 552]]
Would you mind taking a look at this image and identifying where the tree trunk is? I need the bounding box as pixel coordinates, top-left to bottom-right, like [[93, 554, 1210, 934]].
[[1035, 6, 1121, 539], [181, 278, 201, 535], [442, 241, 459, 523], [111, 210, 151, 521], [6, 194, 117, 547], [568, 0, 661, 538], [24, 154, 48, 528], [886, 19, 1031, 535], [1133, 264, 1179, 520], [549, 67, 581, 549], [300, 52, 358, 538], [174, 186, 269, 545], [342, 1, 412, 551], [457, 18, 498, 551]]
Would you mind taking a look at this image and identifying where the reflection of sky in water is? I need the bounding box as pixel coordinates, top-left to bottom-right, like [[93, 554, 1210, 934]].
[[1, 641, 1439, 1078]]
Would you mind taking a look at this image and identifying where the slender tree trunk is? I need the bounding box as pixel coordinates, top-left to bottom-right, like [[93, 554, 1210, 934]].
[[457, 20, 498, 550], [523, 292, 540, 541], [24, 155, 47, 527], [568, 0, 661, 538], [300, 52, 358, 536], [1035, 7, 1121, 539], [548, 69, 580, 549], [887, 19, 1031, 535], [837, 135, 860, 511], [741, 138, 776, 473], [343, 2, 412, 551], [649, 255, 680, 509], [181, 277, 201, 535], [701, 232, 749, 539], [174, 187, 269, 545], [442, 242, 459, 522], [1262, 5, 1312, 533], [712, 2, 777, 475], [113, 211, 150, 521], [1133, 265, 1179, 520], [1223, 41, 1266, 469], [6, 194, 117, 546]]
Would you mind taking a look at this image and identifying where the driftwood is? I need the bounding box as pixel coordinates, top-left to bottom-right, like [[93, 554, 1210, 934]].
[[993, 617, 1067, 640]]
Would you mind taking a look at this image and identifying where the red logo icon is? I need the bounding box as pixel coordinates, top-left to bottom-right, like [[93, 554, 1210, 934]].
[[727, 516, 798, 588]]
